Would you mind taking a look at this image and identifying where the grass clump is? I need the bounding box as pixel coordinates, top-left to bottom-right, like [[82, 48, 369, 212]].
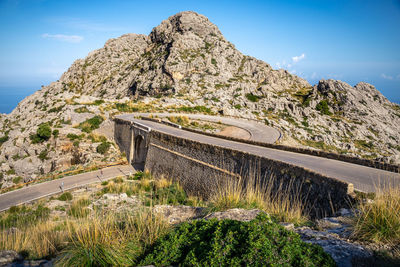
[[167, 115, 190, 126], [140, 213, 335, 266], [177, 105, 213, 114], [58, 192, 73, 201], [78, 115, 104, 133], [210, 175, 307, 225], [67, 198, 91, 218], [74, 106, 90, 113], [352, 186, 400, 246], [0, 205, 50, 229]]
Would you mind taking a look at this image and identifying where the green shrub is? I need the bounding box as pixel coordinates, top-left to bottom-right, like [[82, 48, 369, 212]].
[[234, 104, 242, 109], [30, 123, 52, 143], [140, 214, 335, 266], [78, 116, 104, 133], [211, 58, 217, 65], [6, 169, 15, 175], [96, 142, 111, 154], [38, 150, 49, 161], [316, 100, 332, 115], [52, 129, 59, 138], [0, 135, 9, 146], [73, 141, 80, 147], [177, 105, 213, 114], [66, 133, 83, 141], [245, 93, 262, 102], [12, 176, 22, 184], [58, 192, 73, 201]]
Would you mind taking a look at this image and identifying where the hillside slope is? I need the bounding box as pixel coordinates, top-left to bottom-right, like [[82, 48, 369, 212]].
[[0, 11, 399, 189]]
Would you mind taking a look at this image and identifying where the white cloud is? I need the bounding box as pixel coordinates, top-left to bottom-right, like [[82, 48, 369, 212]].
[[41, 33, 83, 43], [292, 53, 306, 63], [381, 73, 393, 80], [275, 53, 306, 70]]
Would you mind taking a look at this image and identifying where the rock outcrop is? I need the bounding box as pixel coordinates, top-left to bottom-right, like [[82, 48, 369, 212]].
[[0, 11, 399, 188]]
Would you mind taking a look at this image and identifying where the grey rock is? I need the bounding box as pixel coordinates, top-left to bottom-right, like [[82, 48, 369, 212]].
[[153, 205, 205, 224], [204, 208, 264, 221], [0, 250, 23, 266]]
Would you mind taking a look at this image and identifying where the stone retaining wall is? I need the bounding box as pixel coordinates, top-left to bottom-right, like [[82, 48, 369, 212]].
[[140, 117, 399, 173], [145, 130, 355, 218]]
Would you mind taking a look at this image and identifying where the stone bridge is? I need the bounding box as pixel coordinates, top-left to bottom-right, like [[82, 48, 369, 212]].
[[114, 114, 400, 218]]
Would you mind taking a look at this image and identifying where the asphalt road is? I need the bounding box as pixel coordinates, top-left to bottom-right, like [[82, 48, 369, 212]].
[[0, 165, 134, 212], [130, 113, 281, 143], [120, 115, 400, 193]]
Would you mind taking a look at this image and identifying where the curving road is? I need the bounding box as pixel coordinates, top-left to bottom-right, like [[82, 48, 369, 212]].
[[131, 113, 281, 143], [0, 165, 134, 212], [119, 114, 400, 193]]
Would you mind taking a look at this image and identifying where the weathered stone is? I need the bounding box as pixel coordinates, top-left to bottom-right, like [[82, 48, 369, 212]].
[[153, 205, 205, 224], [204, 208, 264, 222], [0, 250, 23, 265]]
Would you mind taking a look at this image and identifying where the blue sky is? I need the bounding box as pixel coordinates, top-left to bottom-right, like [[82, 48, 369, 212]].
[[1, 0, 399, 103]]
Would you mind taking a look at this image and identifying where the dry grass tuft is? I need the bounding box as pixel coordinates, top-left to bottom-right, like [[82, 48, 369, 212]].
[[210, 174, 307, 224], [352, 185, 400, 246]]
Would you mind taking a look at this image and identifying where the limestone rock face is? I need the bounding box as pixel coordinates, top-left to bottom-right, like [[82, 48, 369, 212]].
[[0, 11, 399, 188]]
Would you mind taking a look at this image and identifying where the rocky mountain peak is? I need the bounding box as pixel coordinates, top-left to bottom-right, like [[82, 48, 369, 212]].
[[150, 11, 222, 44]]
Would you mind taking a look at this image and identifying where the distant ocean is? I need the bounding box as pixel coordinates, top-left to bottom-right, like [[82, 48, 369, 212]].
[[0, 86, 38, 114]]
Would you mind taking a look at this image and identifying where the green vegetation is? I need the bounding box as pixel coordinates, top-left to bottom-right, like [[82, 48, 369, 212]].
[[234, 104, 242, 109], [30, 123, 52, 144], [140, 214, 335, 266], [352, 186, 400, 246], [74, 106, 90, 113], [177, 105, 213, 114], [245, 93, 262, 102], [6, 169, 15, 175], [52, 129, 59, 138], [12, 176, 22, 184], [67, 198, 91, 218], [316, 100, 332, 115], [0, 205, 50, 229], [38, 150, 49, 161], [0, 135, 9, 146], [78, 115, 104, 133], [58, 192, 73, 201], [66, 133, 84, 141], [211, 58, 217, 65], [96, 142, 111, 154]]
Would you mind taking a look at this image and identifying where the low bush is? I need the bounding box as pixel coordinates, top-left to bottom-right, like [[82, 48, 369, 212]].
[[58, 192, 73, 201], [245, 93, 262, 102], [12, 176, 22, 184], [316, 100, 332, 115], [38, 150, 49, 161], [30, 123, 52, 143], [78, 116, 104, 133], [96, 142, 111, 154], [140, 214, 335, 266]]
